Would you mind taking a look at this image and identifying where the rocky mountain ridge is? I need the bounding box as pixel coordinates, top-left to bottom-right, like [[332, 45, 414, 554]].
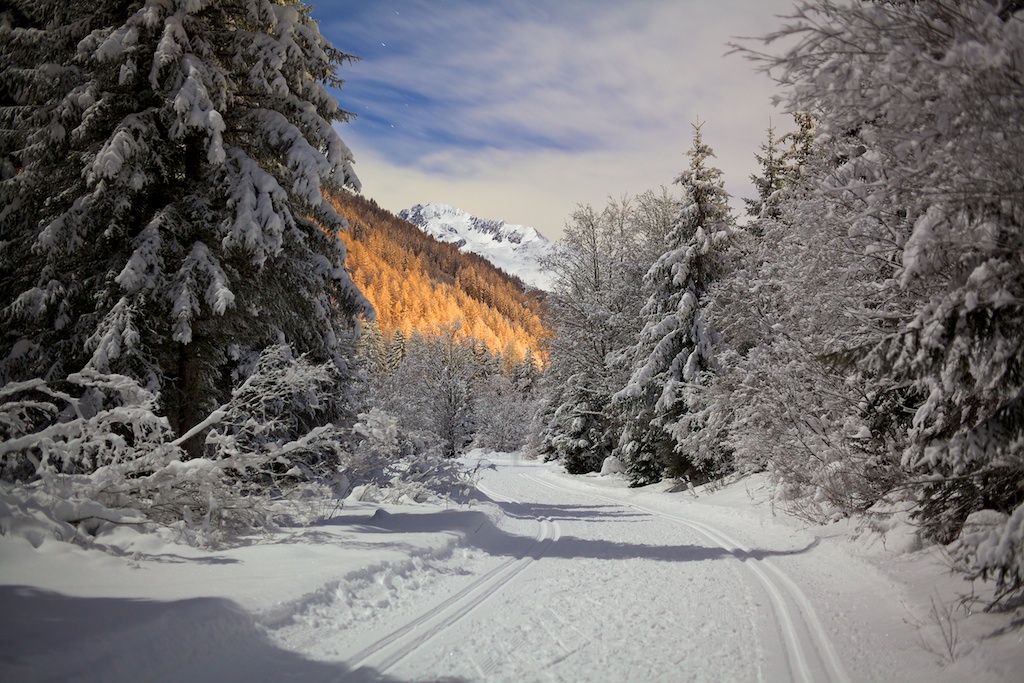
[[398, 203, 555, 291]]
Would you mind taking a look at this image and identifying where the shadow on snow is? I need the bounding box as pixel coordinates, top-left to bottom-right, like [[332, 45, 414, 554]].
[[317, 493, 816, 566], [0, 585, 470, 683]]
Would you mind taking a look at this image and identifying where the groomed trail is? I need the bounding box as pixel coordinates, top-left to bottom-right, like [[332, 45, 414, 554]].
[[4, 453, 1021, 682], [269, 455, 947, 682]]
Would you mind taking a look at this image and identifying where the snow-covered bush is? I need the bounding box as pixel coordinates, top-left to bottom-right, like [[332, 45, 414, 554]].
[[339, 408, 479, 505], [381, 451, 479, 505], [0, 347, 421, 545], [473, 373, 536, 453], [1, 369, 175, 483], [0, 370, 241, 542], [0, 367, 284, 543], [600, 455, 626, 476], [204, 345, 353, 493], [953, 506, 1024, 608]]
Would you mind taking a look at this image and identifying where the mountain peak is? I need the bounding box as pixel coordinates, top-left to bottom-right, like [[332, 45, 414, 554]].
[[398, 203, 554, 291]]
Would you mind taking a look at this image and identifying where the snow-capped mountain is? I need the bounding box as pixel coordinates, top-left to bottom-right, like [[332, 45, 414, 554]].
[[398, 203, 555, 291]]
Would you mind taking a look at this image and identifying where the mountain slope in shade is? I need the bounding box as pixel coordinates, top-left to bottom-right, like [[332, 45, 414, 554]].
[[398, 203, 555, 291]]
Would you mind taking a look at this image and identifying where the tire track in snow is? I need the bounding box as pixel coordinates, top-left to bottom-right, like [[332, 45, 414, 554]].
[[522, 473, 850, 683], [346, 487, 559, 676]]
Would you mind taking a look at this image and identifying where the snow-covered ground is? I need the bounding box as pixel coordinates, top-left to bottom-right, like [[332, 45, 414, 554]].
[[1, 453, 1021, 682]]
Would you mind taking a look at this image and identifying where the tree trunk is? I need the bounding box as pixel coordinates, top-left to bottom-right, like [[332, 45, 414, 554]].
[[173, 342, 206, 459]]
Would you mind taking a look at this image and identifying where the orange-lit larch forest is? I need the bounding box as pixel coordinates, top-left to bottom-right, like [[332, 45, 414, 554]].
[[329, 192, 551, 366]]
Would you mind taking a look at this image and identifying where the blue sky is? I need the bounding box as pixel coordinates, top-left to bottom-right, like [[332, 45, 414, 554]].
[[314, 0, 797, 239]]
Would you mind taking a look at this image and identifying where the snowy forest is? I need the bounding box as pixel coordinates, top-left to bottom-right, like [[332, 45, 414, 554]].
[[1, 0, 1022, 652]]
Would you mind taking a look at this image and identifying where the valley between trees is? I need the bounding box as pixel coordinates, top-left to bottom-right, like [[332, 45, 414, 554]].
[[1, 1, 1022, 679]]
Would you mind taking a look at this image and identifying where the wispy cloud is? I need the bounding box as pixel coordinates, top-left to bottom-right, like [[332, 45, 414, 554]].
[[318, 0, 798, 238]]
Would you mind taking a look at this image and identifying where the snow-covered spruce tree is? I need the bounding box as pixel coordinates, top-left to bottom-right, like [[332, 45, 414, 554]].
[[743, 112, 814, 224], [613, 124, 738, 486], [357, 319, 389, 375], [1, 0, 368, 455], [387, 328, 408, 371], [547, 373, 613, 475], [744, 123, 785, 222], [755, 0, 1024, 601], [780, 111, 814, 189]]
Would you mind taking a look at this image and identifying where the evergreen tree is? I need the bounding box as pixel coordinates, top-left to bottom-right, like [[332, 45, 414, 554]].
[[1, 0, 368, 452], [614, 395, 673, 486], [535, 194, 675, 474], [744, 123, 785, 221], [745, 113, 813, 224], [549, 374, 610, 475], [614, 124, 737, 485], [358, 319, 389, 374], [780, 111, 814, 187], [387, 328, 407, 370]]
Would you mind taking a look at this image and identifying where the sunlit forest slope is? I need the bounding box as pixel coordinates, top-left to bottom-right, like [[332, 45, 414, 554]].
[[329, 192, 551, 364]]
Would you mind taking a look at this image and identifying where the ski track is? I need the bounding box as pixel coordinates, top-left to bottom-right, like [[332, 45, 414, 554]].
[[267, 462, 854, 681], [521, 472, 850, 683], [346, 483, 559, 675], [392, 465, 764, 682]]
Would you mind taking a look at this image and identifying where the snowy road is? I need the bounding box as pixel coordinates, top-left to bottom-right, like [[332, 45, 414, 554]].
[[271, 457, 937, 682], [382, 466, 768, 682], [6, 453, 1018, 682]]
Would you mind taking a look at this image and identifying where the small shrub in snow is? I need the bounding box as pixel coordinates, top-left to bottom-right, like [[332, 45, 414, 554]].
[[0, 369, 270, 543], [600, 455, 626, 476], [0, 345, 481, 547], [952, 506, 1024, 608], [204, 345, 354, 494]]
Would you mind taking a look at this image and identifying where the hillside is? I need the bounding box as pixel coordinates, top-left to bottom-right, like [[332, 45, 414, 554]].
[[328, 192, 551, 365]]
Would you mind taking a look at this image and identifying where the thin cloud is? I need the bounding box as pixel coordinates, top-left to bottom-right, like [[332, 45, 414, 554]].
[[319, 0, 798, 238]]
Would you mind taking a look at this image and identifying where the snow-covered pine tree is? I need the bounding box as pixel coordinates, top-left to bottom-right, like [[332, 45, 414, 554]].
[[614, 124, 737, 486], [357, 319, 389, 375], [387, 329, 407, 370], [780, 111, 814, 188], [744, 123, 785, 221], [1, 0, 369, 452], [549, 373, 611, 475], [743, 112, 813, 225]]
